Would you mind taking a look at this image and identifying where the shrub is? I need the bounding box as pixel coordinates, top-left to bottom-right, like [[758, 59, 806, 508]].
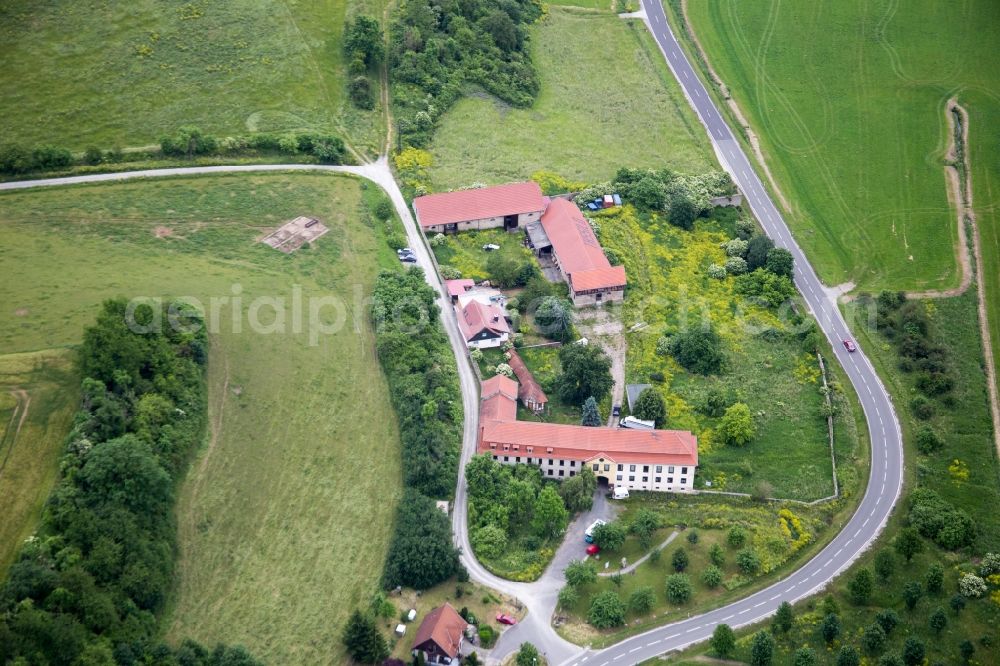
[[875, 608, 900, 634], [902, 637, 925, 666], [31, 145, 73, 169], [160, 125, 217, 156], [765, 247, 794, 277], [709, 542, 725, 566], [902, 581, 922, 610], [558, 585, 578, 610], [710, 624, 736, 658], [724, 238, 749, 257], [588, 591, 626, 628], [820, 613, 841, 644], [925, 562, 944, 594], [836, 645, 861, 666], [735, 269, 795, 307], [727, 526, 747, 549], [664, 573, 693, 604], [633, 388, 667, 427], [928, 606, 947, 633], [908, 488, 976, 550], [848, 567, 875, 604], [862, 622, 887, 654], [686, 530, 699, 544], [958, 573, 987, 598], [979, 552, 1000, 576], [707, 263, 727, 279], [874, 549, 895, 581], [793, 647, 817, 666], [671, 547, 689, 572], [593, 521, 627, 551], [667, 324, 724, 375], [749, 630, 774, 666], [83, 146, 103, 165], [472, 525, 508, 560], [701, 565, 723, 588], [915, 426, 943, 454], [950, 593, 966, 613], [724, 256, 748, 275], [720, 402, 755, 446], [746, 235, 774, 270], [628, 586, 656, 613], [910, 395, 934, 420], [564, 560, 597, 587], [736, 548, 761, 575]]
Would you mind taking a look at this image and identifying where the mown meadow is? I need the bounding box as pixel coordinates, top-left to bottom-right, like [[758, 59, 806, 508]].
[[0, 0, 386, 156], [426, 7, 717, 189], [0, 173, 403, 664]]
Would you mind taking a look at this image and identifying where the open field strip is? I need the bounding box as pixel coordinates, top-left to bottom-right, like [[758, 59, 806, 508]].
[[0, 0, 385, 155], [0, 173, 402, 664], [0, 349, 78, 577], [679, 0, 1000, 414], [427, 6, 717, 189]]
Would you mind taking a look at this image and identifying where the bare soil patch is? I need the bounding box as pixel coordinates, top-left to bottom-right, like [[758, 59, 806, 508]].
[[259, 215, 329, 253]]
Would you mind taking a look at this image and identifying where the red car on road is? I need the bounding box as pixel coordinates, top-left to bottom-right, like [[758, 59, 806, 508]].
[[843, 339, 857, 352], [586, 544, 601, 556], [496, 613, 517, 626]]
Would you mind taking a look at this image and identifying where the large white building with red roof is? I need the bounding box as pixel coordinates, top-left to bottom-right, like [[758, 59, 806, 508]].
[[413, 181, 547, 234], [477, 377, 697, 493]]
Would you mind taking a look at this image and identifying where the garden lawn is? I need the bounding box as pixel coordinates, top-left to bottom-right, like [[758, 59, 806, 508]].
[[427, 7, 717, 189], [558, 494, 843, 647], [431, 228, 534, 282], [594, 205, 865, 501], [0, 350, 78, 577], [0, 0, 385, 156], [0, 174, 403, 664]]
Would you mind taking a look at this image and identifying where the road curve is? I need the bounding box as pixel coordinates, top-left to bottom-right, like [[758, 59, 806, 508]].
[[557, 4, 906, 664]]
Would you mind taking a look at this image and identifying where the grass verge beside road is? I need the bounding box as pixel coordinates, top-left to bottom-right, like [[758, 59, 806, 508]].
[[0, 173, 402, 664]]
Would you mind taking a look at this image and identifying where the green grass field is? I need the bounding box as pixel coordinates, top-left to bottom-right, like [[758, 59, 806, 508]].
[[0, 0, 385, 156], [0, 174, 403, 664], [427, 7, 717, 189], [680, 1, 1000, 393], [0, 350, 78, 578]]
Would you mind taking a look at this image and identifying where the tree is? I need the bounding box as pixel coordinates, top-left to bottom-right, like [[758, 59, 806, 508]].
[[928, 606, 947, 634], [664, 573, 692, 604], [793, 647, 817, 666], [472, 525, 507, 560], [894, 527, 923, 563], [516, 643, 540, 666], [160, 125, 217, 156], [765, 247, 794, 277], [736, 548, 761, 575], [382, 490, 461, 589], [341, 610, 388, 664], [902, 638, 925, 666], [836, 645, 861, 666], [701, 565, 723, 588], [666, 190, 698, 230], [535, 296, 574, 342], [349, 76, 375, 109], [628, 586, 656, 613], [950, 593, 966, 613], [83, 146, 103, 165], [581, 397, 602, 426], [719, 402, 756, 447], [749, 630, 775, 666], [862, 623, 887, 655], [559, 467, 597, 512], [558, 585, 578, 610], [710, 624, 736, 658], [879, 652, 904, 666], [628, 175, 668, 210], [925, 562, 944, 594], [915, 426, 944, 454], [734, 269, 796, 307], [633, 388, 667, 427], [557, 344, 613, 403], [344, 16, 385, 65], [686, 529, 699, 544], [746, 235, 775, 270], [629, 509, 661, 549], [709, 542, 725, 566], [959, 639, 975, 662], [588, 591, 626, 628], [481, 10, 520, 52], [565, 560, 597, 587], [958, 572, 987, 597], [593, 521, 627, 551], [903, 581, 922, 610], [531, 486, 569, 538], [820, 613, 841, 644], [667, 325, 724, 375], [848, 568, 875, 605], [875, 609, 899, 634], [874, 549, 896, 582], [671, 548, 689, 572], [773, 601, 793, 633], [727, 526, 747, 549]]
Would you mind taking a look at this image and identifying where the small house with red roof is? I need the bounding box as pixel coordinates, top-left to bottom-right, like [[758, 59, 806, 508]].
[[444, 279, 475, 303], [413, 182, 546, 234], [506, 349, 548, 414], [457, 299, 510, 349], [411, 603, 470, 666]]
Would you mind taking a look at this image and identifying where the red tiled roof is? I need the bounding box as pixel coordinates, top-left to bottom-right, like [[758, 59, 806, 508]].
[[482, 375, 518, 401], [506, 350, 548, 407], [479, 420, 698, 466], [445, 279, 475, 298], [414, 182, 546, 228], [457, 300, 510, 341], [481, 375, 518, 422], [539, 199, 626, 291], [412, 604, 469, 659], [569, 266, 627, 292]]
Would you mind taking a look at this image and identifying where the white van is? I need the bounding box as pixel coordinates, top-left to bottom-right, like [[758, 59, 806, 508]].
[[619, 416, 655, 430], [613, 486, 630, 500], [584, 519, 606, 543]]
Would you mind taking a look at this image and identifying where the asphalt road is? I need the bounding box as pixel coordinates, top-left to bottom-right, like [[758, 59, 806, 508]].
[[553, 4, 906, 665]]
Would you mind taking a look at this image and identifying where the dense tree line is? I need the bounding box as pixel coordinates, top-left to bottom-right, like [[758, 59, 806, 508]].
[[0, 299, 260, 665], [389, 0, 542, 147], [371, 269, 463, 588]]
